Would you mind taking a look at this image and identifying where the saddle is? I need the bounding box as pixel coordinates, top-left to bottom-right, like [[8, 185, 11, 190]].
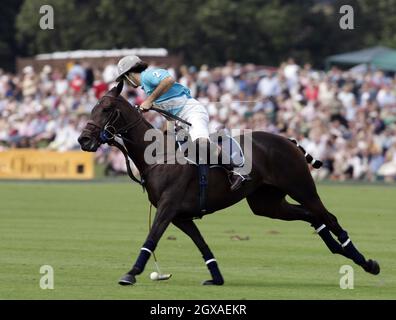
[[174, 127, 246, 215], [174, 127, 244, 168]]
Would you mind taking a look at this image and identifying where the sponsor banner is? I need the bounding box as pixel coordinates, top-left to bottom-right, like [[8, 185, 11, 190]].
[[0, 149, 94, 180]]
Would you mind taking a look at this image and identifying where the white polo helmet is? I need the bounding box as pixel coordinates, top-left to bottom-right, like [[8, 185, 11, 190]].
[[115, 55, 142, 82]]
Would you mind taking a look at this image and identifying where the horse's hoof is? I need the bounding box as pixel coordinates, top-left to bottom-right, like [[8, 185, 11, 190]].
[[118, 273, 136, 285], [202, 279, 224, 286], [364, 259, 380, 275]]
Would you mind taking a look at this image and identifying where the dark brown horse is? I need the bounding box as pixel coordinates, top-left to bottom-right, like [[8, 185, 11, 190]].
[[78, 82, 380, 286]]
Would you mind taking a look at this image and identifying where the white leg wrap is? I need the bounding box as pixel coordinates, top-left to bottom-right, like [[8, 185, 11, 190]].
[[141, 247, 152, 254], [205, 258, 217, 265], [315, 224, 326, 233], [341, 239, 351, 248]]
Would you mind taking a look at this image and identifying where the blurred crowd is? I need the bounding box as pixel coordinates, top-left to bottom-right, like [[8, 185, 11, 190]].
[[1, 58, 396, 181]]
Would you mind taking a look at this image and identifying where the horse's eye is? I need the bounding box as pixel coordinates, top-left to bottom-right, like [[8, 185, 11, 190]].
[[103, 107, 112, 113]]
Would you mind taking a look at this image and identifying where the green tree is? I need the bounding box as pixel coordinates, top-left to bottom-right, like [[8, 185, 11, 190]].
[[13, 0, 396, 69], [0, 0, 23, 71], [358, 0, 396, 48], [16, 0, 105, 54]]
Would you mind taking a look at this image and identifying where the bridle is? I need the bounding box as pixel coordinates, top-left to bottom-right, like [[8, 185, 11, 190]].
[[87, 95, 143, 144], [86, 95, 146, 187], [84, 94, 191, 189]]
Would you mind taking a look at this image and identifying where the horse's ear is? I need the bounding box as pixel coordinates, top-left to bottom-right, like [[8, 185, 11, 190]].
[[115, 80, 124, 96]]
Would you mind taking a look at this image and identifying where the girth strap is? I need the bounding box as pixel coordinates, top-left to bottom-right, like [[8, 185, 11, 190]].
[[198, 164, 209, 214]]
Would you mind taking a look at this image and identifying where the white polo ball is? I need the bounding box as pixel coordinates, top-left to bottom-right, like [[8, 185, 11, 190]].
[[150, 272, 159, 280]]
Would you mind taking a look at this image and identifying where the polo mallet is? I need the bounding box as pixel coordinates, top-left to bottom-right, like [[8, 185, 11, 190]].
[[148, 204, 172, 281], [137, 105, 192, 126], [152, 252, 172, 281]]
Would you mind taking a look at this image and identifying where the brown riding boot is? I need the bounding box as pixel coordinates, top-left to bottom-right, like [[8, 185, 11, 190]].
[[229, 171, 251, 191], [230, 174, 244, 191], [221, 161, 251, 192], [199, 139, 251, 191]]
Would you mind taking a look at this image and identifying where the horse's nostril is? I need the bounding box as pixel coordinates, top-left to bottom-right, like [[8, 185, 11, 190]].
[[78, 136, 91, 148]]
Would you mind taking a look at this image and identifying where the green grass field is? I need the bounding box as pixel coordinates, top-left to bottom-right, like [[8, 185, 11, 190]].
[[0, 181, 395, 300]]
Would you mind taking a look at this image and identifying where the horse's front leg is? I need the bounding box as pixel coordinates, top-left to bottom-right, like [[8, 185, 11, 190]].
[[173, 219, 224, 285], [119, 202, 176, 285]]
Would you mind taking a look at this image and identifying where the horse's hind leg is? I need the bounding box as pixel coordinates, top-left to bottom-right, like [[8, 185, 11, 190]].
[[172, 219, 224, 285], [247, 186, 345, 256], [292, 191, 380, 275]]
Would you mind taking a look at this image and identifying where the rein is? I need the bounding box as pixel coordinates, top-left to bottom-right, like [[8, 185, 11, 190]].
[[100, 109, 142, 144], [90, 94, 191, 191], [107, 139, 145, 190], [92, 96, 146, 189]]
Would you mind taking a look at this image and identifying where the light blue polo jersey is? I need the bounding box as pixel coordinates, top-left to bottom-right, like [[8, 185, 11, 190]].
[[141, 68, 191, 115]]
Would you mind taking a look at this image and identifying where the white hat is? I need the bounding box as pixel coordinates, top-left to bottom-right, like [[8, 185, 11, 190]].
[[115, 55, 142, 82]]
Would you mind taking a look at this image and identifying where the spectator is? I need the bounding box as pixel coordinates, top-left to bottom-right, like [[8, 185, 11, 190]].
[[1, 59, 396, 182], [67, 61, 85, 81]]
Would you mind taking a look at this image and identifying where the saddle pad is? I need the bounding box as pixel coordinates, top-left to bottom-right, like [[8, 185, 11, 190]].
[[176, 132, 245, 167]]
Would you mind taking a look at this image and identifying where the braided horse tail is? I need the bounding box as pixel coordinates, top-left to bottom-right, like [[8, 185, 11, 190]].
[[288, 138, 323, 169]]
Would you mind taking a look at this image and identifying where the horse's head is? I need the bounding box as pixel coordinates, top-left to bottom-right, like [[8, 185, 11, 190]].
[[78, 81, 137, 152]]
